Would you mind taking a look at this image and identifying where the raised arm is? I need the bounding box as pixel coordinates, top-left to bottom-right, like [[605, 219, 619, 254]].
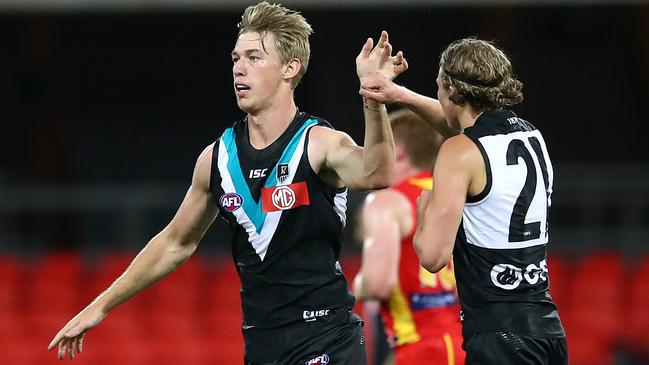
[[309, 32, 404, 191], [359, 57, 457, 139], [353, 189, 412, 300], [48, 144, 219, 360]]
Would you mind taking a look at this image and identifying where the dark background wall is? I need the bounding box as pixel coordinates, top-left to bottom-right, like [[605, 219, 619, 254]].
[[2, 5, 648, 183], [1, 4, 648, 253]]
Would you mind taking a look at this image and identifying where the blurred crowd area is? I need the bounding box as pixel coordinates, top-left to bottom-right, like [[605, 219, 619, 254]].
[[0, 251, 648, 365], [1, 1, 648, 365]]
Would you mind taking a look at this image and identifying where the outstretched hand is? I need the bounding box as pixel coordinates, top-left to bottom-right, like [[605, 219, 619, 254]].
[[356, 31, 408, 105], [356, 31, 408, 83], [47, 306, 106, 360]]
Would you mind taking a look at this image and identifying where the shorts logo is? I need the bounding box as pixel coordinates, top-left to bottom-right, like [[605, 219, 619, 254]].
[[277, 163, 289, 183], [303, 309, 330, 322], [219, 193, 243, 212], [261, 182, 310, 212], [490, 259, 548, 290], [305, 354, 329, 365]]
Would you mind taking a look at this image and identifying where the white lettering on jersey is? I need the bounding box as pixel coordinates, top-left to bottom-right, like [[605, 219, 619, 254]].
[[249, 168, 268, 179], [303, 309, 331, 322]]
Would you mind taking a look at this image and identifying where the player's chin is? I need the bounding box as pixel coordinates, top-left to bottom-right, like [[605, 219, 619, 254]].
[[236, 99, 254, 114]]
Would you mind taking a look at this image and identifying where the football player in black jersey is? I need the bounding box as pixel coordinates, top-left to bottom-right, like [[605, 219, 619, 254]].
[[360, 38, 567, 364], [48, 2, 408, 364]]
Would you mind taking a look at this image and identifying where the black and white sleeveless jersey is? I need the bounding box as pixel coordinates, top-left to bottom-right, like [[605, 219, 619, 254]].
[[209, 111, 355, 331], [454, 109, 565, 339]]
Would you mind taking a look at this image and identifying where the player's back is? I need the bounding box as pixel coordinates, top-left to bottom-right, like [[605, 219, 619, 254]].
[[382, 172, 462, 346], [454, 109, 565, 339]]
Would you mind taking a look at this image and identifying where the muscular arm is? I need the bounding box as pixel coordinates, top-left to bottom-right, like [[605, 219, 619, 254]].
[[312, 31, 402, 191], [48, 144, 219, 359], [359, 75, 457, 139], [353, 190, 412, 300], [309, 110, 394, 191], [94, 144, 218, 313], [413, 136, 480, 272]]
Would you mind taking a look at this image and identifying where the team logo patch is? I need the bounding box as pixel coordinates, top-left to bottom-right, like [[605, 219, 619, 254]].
[[277, 163, 289, 183], [219, 192, 243, 212], [261, 182, 310, 212], [305, 354, 329, 365]]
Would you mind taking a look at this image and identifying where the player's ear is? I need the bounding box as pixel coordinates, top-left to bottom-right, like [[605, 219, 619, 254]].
[[282, 58, 301, 82]]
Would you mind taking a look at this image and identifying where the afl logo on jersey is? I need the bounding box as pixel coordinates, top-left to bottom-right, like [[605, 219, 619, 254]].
[[271, 186, 296, 210], [219, 193, 243, 212], [305, 354, 329, 365]]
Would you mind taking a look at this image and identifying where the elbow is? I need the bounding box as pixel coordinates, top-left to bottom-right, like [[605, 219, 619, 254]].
[[419, 258, 446, 274], [362, 170, 394, 191], [414, 238, 448, 274]]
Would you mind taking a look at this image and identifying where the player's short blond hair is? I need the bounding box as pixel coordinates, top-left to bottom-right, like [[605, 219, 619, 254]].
[[390, 109, 444, 170], [439, 38, 523, 111], [238, 2, 313, 88]]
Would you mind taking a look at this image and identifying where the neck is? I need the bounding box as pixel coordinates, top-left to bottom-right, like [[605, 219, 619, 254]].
[[393, 163, 422, 185], [458, 105, 486, 130], [247, 94, 297, 149]]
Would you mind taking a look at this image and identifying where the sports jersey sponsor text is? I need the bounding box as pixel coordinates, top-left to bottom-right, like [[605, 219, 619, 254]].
[[249, 168, 268, 178], [219, 192, 243, 212], [303, 309, 330, 322], [261, 182, 310, 212], [305, 354, 329, 365], [490, 259, 548, 290]]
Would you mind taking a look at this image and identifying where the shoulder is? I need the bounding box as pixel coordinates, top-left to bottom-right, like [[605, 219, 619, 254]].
[[192, 142, 216, 191], [362, 188, 411, 220], [439, 134, 480, 161], [309, 125, 356, 148], [435, 134, 484, 177]]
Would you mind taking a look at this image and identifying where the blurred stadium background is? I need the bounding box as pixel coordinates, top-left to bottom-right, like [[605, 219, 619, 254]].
[[1, 0, 648, 364]]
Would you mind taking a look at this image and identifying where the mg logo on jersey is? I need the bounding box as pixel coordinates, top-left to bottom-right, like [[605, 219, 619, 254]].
[[272, 186, 296, 210], [490, 259, 548, 290], [261, 181, 310, 212], [219, 193, 243, 212], [305, 354, 329, 365]]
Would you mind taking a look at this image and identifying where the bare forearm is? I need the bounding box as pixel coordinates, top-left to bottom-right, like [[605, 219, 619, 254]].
[[413, 212, 455, 273], [361, 98, 395, 189], [92, 233, 196, 313], [396, 87, 457, 138]]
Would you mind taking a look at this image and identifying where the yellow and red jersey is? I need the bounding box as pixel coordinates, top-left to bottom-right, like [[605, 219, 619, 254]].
[[380, 171, 463, 363]]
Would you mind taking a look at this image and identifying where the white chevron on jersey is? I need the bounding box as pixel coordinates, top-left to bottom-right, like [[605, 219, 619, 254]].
[[463, 129, 553, 250], [217, 124, 316, 260]]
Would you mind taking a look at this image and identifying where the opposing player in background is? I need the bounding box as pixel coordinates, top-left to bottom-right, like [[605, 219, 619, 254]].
[[48, 2, 407, 364], [360, 38, 567, 364], [353, 109, 465, 365]]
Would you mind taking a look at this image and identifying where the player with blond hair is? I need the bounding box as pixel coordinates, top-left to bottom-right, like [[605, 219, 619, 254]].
[[49, 2, 407, 364]]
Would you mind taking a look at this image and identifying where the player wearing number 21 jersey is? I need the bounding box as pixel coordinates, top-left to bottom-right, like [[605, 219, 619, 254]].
[[359, 37, 567, 364]]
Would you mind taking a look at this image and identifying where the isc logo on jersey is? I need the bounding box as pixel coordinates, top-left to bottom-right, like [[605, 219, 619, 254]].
[[303, 309, 330, 322], [219, 193, 243, 212], [261, 182, 310, 212], [305, 354, 329, 365]]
